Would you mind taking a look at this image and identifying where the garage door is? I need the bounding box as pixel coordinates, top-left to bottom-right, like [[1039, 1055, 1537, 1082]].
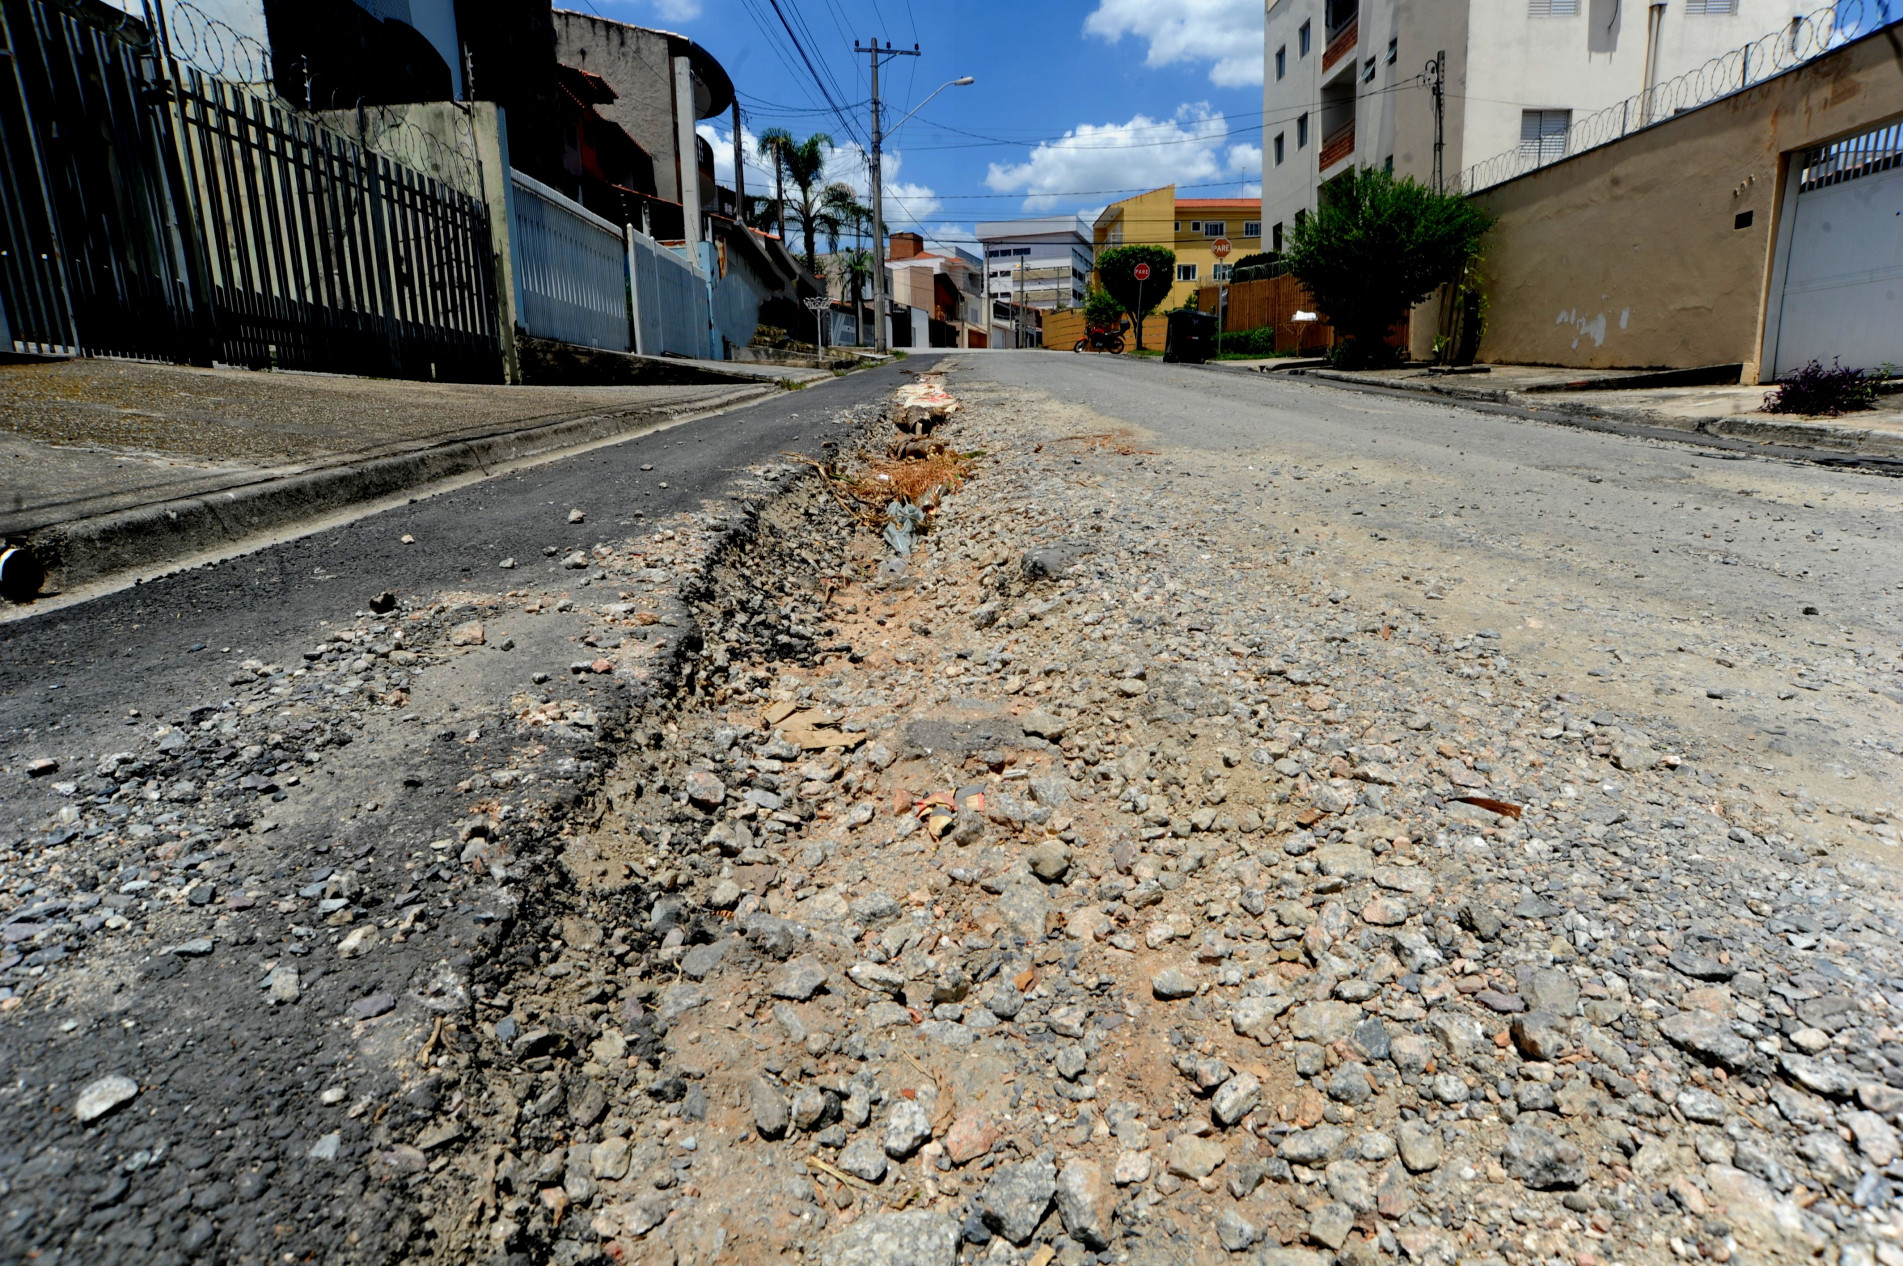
[[1772, 121, 1903, 378]]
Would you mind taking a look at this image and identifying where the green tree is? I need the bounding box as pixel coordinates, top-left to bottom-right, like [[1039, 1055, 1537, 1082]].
[[1093, 244, 1176, 350], [1083, 285, 1123, 329], [755, 128, 795, 240], [1284, 167, 1494, 368], [773, 133, 836, 272]]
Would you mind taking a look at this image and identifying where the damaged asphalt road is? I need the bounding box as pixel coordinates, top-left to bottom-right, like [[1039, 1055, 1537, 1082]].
[[3, 350, 1903, 1266], [0, 366, 897, 1266]]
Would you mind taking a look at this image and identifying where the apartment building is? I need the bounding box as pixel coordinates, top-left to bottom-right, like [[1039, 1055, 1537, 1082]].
[[886, 232, 989, 348], [1091, 187, 1264, 310], [974, 216, 1094, 310], [1261, 0, 1793, 241]]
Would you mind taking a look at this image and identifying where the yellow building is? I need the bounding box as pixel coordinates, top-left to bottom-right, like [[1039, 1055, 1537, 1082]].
[[1092, 186, 1264, 310]]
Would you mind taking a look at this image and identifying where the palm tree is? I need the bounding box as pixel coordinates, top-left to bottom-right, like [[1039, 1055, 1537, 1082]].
[[840, 248, 874, 346], [754, 128, 795, 241], [778, 132, 834, 272]]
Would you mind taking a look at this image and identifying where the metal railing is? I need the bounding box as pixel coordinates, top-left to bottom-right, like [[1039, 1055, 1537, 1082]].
[[1798, 119, 1903, 190], [0, 0, 501, 379], [1458, 0, 1899, 193]]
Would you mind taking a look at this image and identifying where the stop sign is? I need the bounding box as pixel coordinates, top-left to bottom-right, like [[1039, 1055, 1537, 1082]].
[[1211, 237, 1232, 259], [1132, 262, 1151, 281]]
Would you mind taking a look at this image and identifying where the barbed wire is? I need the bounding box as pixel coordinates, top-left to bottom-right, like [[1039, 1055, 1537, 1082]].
[[158, 0, 272, 86], [1458, 0, 1899, 193], [330, 105, 484, 198]]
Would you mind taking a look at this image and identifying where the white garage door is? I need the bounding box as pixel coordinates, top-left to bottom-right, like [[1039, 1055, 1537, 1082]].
[[1772, 121, 1903, 378]]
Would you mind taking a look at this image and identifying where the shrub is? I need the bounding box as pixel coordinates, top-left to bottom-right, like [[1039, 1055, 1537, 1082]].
[[1762, 359, 1879, 416], [1285, 167, 1493, 368], [1083, 286, 1124, 329], [1215, 327, 1279, 356]]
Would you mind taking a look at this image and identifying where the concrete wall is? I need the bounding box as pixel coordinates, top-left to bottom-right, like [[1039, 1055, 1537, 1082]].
[[1470, 26, 1903, 378], [551, 13, 681, 201]]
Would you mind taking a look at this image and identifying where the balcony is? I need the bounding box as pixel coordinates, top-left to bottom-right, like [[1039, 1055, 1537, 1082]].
[[1319, 120, 1356, 171], [1322, 17, 1358, 72]]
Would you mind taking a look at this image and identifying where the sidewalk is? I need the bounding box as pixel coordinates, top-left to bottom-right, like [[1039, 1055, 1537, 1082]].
[[1285, 362, 1903, 462], [0, 359, 777, 596]]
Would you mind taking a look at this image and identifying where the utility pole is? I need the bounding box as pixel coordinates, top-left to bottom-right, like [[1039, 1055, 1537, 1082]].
[[1424, 51, 1446, 193], [857, 37, 920, 355], [732, 102, 745, 222]]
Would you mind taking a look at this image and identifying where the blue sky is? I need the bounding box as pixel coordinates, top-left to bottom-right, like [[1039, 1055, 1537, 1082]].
[[586, 0, 1266, 252]]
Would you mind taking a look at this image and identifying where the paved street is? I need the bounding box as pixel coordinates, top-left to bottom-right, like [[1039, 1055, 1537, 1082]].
[[2, 354, 1900, 1266], [983, 354, 1903, 823]]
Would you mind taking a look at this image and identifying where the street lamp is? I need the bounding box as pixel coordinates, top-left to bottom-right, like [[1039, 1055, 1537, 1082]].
[[867, 72, 974, 356], [884, 76, 975, 140]]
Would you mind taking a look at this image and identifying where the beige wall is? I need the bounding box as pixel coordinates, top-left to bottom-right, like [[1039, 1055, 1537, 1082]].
[[1469, 27, 1903, 379]]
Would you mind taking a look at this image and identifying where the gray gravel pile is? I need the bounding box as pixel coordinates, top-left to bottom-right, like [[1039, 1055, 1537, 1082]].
[[405, 367, 1903, 1266]]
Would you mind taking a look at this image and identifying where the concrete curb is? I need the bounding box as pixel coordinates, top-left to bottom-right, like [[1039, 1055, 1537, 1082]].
[[1291, 368, 1903, 465], [19, 384, 773, 595]]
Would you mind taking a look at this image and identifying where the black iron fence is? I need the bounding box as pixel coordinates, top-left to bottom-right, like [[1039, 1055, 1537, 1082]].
[[0, 0, 501, 381]]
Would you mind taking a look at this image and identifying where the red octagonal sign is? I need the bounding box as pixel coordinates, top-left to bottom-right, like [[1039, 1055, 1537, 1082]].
[[1132, 263, 1151, 281]]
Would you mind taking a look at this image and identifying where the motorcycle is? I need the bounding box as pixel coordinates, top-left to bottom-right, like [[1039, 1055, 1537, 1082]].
[[1073, 319, 1128, 355]]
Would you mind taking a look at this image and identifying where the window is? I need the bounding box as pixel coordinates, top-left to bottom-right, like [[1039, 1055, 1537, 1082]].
[[1276, 45, 1287, 78], [1294, 208, 1307, 228], [1519, 109, 1571, 163], [1384, 154, 1394, 173], [1189, 220, 1202, 233], [1176, 263, 1199, 281], [1212, 263, 1233, 281], [1297, 113, 1309, 147], [1173, 220, 1181, 232], [1243, 220, 1261, 238], [1274, 133, 1286, 165], [1387, 36, 1397, 63], [1299, 20, 1311, 54], [1363, 56, 1377, 82], [1272, 222, 1284, 251], [1203, 221, 1226, 238], [1528, 0, 1579, 12], [1686, 0, 1738, 11]]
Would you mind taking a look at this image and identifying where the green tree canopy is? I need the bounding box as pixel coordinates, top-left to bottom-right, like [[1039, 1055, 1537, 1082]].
[[1284, 167, 1493, 366], [1094, 244, 1175, 349]]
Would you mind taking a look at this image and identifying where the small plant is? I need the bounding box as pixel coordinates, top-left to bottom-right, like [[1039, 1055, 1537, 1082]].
[[1762, 359, 1878, 416]]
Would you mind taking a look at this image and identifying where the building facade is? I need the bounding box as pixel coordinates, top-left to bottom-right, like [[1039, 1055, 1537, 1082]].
[[974, 216, 1093, 310], [1092, 188, 1264, 310], [1260, 0, 1794, 243], [886, 233, 988, 348]]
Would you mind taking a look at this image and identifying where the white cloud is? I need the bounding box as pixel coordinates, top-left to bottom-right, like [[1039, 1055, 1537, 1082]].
[[984, 105, 1258, 211], [698, 125, 951, 250], [651, 0, 702, 20], [1084, 0, 1265, 87]]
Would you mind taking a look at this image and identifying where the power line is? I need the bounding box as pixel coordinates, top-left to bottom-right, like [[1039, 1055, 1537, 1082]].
[[747, 0, 867, 149]]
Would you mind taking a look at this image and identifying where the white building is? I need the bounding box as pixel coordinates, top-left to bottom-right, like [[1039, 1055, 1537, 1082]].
[[974, 216, 1093, 310], [1261, 0, 1796, 244]]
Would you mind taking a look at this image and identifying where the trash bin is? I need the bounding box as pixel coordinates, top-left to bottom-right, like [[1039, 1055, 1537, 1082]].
[[1163, 309, 1218, 364]]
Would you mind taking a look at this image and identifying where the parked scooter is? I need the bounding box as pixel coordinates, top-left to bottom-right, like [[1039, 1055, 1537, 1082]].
[[1073, 319, 1128, 354]]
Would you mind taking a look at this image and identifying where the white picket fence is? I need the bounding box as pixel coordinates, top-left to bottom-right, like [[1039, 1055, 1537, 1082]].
[[508, 171, 716, 360], [510, 171, 632, 351], [628, 227, 714, 360]]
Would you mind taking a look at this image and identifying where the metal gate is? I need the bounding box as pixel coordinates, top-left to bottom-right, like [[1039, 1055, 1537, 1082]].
[[1771, 120, 1903, 378], [0, 0, 502, 381]]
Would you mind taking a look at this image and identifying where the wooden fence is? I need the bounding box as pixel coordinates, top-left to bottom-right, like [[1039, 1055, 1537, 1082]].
[[1197, 276, 1334, 354], [1042, 309, 1087, 351]]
